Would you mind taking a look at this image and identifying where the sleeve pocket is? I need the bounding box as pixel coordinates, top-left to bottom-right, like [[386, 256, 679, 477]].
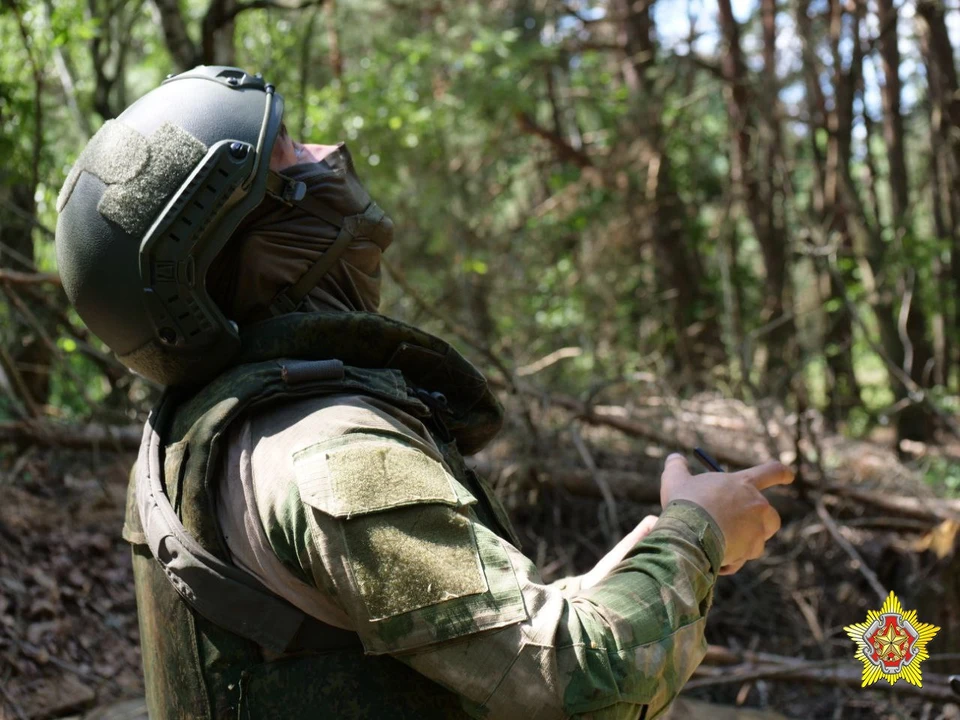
[[292, 435, 475, 518], [292, 435, 527, 654]]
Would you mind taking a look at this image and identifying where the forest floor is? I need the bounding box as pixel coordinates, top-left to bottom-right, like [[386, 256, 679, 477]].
[[1, 393, 960, 719], [0, 449, 142, 720]]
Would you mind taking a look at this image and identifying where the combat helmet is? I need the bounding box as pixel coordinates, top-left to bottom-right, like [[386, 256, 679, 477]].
[[55, 66, 312, 387]]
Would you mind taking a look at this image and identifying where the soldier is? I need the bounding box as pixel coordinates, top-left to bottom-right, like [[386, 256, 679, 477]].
[[55, 67, 793, 719]]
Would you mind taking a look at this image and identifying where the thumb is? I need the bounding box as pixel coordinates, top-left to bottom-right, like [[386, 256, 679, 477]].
[[663, 453, 690, 478]]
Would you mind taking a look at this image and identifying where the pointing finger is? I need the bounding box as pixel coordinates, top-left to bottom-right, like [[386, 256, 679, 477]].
[[737, 461, 795, 491], [663, 453, 689, 478]]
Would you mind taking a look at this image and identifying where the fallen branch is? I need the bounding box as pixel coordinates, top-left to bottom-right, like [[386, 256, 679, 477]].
[[509, 385, 960, 523], [820, 483, 960, 523], [472, 458, 661, 504], [697, 644, 957, 701], [513, 385, 775, 465], [0, 421, 141, 451], [815, 499, 889, 603], [516, 347, 583, 377], [0, 679, 28, 720], [0, 269, 61, 286]]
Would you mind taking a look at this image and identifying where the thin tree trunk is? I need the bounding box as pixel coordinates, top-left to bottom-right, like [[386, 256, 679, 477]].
[[918, 0, 960, 388], [326, 0, 343, 80], [616, 0, 722, 380], [876, 0, 936, 441], [2, 6, 50, 406], [925, 62, 952, 387], [151, 0, 199, 70], [202, 0, 238, 65], [876, 0, 909, 227], [796, 0, 861, 425], [717, 0, 793, 390]]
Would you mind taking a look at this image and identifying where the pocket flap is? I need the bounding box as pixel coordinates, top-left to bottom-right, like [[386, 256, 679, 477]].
[[292, 435, 475, 519]]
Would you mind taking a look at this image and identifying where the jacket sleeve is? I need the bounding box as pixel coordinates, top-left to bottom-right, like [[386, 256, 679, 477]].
[[273, 433, 725, 720], [402, 501, 723, 720]]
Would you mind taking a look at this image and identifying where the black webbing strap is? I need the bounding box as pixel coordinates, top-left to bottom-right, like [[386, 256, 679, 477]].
[[265, 170, 386, 316], [268, 223, 356, 315]]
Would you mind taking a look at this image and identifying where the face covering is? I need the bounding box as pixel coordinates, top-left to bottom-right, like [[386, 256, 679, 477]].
[[207, 143, 394, 324]]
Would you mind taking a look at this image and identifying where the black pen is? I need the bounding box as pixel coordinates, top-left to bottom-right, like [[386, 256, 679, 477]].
[[694, 447, 725, 473]]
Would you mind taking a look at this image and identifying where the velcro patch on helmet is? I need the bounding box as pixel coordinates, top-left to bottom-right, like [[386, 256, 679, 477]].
[[57, 120, 207, 237], [57, 121, 148, 211]]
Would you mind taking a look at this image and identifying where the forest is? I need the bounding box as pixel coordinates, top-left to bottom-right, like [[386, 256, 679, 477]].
[[1, 0, 960, 717]]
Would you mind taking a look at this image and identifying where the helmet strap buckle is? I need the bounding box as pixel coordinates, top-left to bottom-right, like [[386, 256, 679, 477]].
[[266, 170, 306, 206]]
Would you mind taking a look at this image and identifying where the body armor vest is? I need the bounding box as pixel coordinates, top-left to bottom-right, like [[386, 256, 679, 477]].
[[122, 312, 519, 719]]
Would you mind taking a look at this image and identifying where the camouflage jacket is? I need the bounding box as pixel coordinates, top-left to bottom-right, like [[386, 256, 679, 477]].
[[126, 312, 724, 719]]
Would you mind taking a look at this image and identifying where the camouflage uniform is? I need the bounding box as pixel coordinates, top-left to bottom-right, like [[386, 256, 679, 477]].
[[125, 312, 724, 720]]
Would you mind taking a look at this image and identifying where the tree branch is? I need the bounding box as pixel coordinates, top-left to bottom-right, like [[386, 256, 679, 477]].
[[151, 0, 200, 70], [694, 647, 957, 701], [0, 270, 62, 287], [516, 111, 594, 168], [0, 420, 141, 450], [224, 0, 325, 22]]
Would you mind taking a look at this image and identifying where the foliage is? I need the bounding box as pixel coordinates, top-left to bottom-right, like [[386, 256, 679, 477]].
[[1, 0, 960, 450]]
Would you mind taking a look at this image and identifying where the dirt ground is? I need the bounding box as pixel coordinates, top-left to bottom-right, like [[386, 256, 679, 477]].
[[0, 449, 142, 720]]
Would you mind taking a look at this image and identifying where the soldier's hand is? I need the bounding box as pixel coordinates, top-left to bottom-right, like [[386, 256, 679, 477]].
[[660, 454, 794, 575]]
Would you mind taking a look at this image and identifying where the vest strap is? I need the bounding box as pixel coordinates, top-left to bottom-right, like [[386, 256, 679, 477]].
[[268, 201, 387, 316], [136, 395, 361, 654]]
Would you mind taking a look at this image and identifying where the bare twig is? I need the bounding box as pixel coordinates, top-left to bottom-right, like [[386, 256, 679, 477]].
[[692, 657, 956, 701], [472, 457, 661, 503], [0, 342, 40, 418], [0, 269, 62, 286], [0, 420, 141, 450], [384, 259, 517, 388], [0, 676, 28, 720], [516, 347, 582, 376], [814, 498, 889, 604], [1, 281, 100, 410], [570, 425, 619, 540], [825, 257, 960, 439], [515, 111, 595, 169], [225, 0, 325, 22]]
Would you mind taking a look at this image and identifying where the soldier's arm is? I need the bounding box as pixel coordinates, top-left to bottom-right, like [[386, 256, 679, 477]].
[[276, 432, 724, 720]]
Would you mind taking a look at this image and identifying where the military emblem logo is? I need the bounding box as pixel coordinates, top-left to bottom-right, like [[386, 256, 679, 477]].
[[845, 591, 939, 687]]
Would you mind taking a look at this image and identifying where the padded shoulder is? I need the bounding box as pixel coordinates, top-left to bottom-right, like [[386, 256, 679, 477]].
[[292, 434, 476, 519]]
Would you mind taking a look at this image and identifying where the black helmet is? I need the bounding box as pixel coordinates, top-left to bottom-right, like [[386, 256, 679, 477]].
[[55, 66, 307, 386]]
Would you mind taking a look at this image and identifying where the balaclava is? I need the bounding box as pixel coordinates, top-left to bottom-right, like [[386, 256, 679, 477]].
[[207, 143, 393, 323]]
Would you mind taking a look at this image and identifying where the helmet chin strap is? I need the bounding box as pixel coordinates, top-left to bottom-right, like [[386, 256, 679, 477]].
[[264, 170, 387, 316]]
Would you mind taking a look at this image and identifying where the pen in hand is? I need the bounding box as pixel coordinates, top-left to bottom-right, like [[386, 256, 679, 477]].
[[693, 447, 725, 473]]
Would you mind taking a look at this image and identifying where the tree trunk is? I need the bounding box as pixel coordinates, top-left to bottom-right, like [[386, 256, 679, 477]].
[[796, 0, 862, 424], [876, 0, 909, 227], [202, 0, 238, 65], [0, 185, 48, 408], [616, 0, 722, 380], [876, 0, 936, 441], [151, 0, 200, 70], [918, 0, 960, 388], [717, 0, 793, 390], [2, 8, 50, 408]]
